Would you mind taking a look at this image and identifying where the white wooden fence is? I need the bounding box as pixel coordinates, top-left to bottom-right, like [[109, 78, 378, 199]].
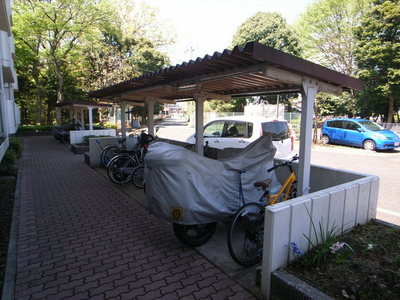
[[69, 129, 116, 144], [261, 164, 379, 299]]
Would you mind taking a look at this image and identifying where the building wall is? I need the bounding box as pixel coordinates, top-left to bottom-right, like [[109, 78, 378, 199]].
[[0, 0, 19, 162]]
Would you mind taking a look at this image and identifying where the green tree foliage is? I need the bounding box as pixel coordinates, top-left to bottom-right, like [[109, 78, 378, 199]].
[[231, 12, 302, 56], [12, 0, 174, 125], [296, 0, 371, 118], [296, 0, 371, 75], [228, 12, 302, 112], [355, 0, 400, 123]]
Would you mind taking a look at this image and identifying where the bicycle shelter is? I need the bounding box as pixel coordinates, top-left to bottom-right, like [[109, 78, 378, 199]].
[[89, 41, 362, 198], [89, 42, 367, 299]]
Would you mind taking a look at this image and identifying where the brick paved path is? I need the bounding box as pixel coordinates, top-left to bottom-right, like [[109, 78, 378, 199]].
[[12, 137, 255, 299]]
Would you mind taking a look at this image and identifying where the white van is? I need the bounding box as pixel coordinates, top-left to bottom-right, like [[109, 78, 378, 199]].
[[186, 116, 294, 159]]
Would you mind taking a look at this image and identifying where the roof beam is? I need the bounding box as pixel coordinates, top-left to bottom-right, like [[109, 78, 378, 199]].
[[193, 91, 231, 101], [263, 66, 343, 95]]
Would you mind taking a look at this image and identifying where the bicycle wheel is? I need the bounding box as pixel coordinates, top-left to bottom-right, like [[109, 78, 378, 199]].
[[101, 145, 123, 167], [131, 165, 145, 189], [173, 222, 217, 247], [107, 155, 138, 184], [227, 202, 265, 267]]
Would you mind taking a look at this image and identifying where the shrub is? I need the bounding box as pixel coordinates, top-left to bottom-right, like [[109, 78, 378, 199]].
[[18, 125, 53, 132], [94, 122, 117, 129], [8, 137, 23, 158], [0, 148, 17, 175]]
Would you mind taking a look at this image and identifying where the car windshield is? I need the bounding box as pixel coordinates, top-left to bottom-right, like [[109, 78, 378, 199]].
[[261, 121, 289, 141], [358, 120, 384, 131]]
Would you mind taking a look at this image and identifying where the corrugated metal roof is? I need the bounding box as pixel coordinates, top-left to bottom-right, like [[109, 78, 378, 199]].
[[88, 42, 362, 102]]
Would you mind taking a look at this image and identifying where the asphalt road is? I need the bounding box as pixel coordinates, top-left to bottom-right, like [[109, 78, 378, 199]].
[[308, 144, 400, 225], [155, 118, 400, 226]]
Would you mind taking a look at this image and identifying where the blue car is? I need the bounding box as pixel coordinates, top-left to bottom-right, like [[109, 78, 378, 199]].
[[321, 118, 400, 151]]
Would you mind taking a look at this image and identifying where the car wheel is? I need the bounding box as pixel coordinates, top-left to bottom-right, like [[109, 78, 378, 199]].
[[363, 140, 376, 151], [321, 134, 330, 145]]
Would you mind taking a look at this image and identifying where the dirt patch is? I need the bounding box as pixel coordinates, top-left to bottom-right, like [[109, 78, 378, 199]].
[[286, 221, 400, 299], [0, 175, 16, 291]]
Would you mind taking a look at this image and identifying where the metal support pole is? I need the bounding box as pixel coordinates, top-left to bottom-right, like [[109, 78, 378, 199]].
[[298, 79, 318, 196], [80, 109, 84, 130], [120, 102, 127, 138], [194, 96, 206, 156], [88, 106, 94, 131], [146, 99, 155, 136]]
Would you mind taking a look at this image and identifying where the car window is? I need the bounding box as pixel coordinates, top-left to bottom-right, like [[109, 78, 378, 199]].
[[327, 120, 344, 128], [358, 120, 384, 131], [203, 121, 224, 137], [223, 121, 246, 137], [261, 121, 289, 141], [344, 121, 360, 131]]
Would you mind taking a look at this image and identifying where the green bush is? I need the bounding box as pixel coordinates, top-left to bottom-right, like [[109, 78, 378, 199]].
[[8, 137, 23, 158], [18, 125, 54, 132], [94, 122, 117, 129], [0, 148, 17, 175]]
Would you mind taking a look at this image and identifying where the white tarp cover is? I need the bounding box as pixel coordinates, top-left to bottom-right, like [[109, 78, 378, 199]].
[[145, 134, 280, 225]]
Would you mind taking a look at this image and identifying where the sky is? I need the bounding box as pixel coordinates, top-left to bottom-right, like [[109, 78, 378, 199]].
[[146, 0, 315, 65]]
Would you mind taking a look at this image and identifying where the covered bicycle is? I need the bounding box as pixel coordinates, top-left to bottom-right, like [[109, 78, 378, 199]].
[[144, 134, 281, 246]]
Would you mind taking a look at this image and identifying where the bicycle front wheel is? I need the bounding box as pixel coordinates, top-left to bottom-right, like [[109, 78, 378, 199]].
[[107, 155, 138, 184], [131, 165, 145, 189], [101, 145, 123, 167], [227, 202, 265, 267]]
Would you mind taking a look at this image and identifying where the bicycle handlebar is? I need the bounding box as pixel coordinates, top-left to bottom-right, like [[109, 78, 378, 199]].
[[267, 154, 299, 173]]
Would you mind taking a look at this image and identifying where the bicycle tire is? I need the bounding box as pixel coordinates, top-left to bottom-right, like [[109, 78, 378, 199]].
[[107, 155, 138, 184], [131, 165, 145, 189], [101, 145, 123, 167], [227, 202, 265, 267], [173, 222, 217, 247]]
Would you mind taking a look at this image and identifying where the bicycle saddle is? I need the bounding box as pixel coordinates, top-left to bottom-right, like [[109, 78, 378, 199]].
[[254, 179, 272, 189]]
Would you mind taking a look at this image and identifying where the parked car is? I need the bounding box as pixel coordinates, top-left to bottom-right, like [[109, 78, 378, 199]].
[[53, 123, 82, 143], [186, 116, 294, 159], [321, 118, 400, 151]]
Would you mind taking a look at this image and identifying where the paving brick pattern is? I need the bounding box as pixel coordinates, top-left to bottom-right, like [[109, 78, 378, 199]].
[[13, 137, 255, 299]]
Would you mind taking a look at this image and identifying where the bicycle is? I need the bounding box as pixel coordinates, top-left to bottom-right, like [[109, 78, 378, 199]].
[[227, 154, 299, 267], [130, 132, 154, 189], [107, 132, 154, 185], [97, 138, 126, 167]]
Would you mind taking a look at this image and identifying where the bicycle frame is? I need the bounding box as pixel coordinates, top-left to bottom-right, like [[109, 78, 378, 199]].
[[267, 171, 297, 205]]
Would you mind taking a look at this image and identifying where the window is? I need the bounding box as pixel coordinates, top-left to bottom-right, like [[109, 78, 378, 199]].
[[224, 121, 246, 137], [344, 121, 360, 131], [261, 121, 289, 141], [358, 120, 383, 131], [327, 120, 344, 128], [203, 121, 224, 137]]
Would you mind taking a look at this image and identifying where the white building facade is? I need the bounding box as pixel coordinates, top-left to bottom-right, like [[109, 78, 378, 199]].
[[0, 0, 19, 162]]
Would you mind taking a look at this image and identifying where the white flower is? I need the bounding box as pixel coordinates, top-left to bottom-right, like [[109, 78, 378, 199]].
[[330, 242, 345, 253]]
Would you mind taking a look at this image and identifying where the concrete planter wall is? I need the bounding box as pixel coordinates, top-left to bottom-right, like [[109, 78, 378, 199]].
[[261, 164, 379, 299], [70, 129, 117, 144], [87, 136, 138, 167]]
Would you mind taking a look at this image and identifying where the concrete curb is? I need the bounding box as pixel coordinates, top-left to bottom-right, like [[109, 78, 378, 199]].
[[1, 165, 21, 300], [373, 218, 400, 230], [271, 269, 334, 300]]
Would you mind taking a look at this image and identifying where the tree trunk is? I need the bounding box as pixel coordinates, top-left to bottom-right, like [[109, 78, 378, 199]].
[[32, 60, 43, 125], [387, 97, 394, 124], [54, 61, 64, 125]]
